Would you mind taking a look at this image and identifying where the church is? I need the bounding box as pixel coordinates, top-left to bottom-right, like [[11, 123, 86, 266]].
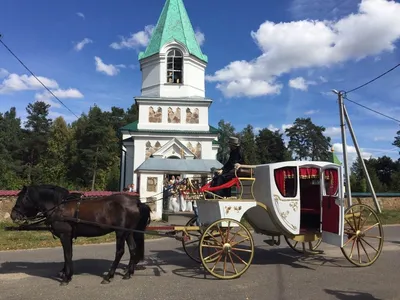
[[118, 0, 222, 219]]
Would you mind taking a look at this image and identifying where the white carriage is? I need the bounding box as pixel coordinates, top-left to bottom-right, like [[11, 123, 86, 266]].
[[181, 161, 384, 279]]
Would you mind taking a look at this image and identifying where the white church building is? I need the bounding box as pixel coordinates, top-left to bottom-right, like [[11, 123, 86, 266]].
[[119, 0, 222, 219]]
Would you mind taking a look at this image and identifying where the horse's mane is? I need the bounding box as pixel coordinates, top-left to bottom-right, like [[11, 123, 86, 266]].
[[24, 184, 72, 205]]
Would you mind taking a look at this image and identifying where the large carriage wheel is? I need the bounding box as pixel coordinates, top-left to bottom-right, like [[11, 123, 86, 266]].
[[199, 218, 254, 279], [340, 203, 384, 267], [284, 235, 322, 254]]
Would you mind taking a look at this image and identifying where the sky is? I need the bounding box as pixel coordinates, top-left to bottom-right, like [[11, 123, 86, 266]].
[[1, 0, 400, 167]]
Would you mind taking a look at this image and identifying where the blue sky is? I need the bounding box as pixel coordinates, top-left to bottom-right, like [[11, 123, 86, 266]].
[[1, 0, 400, 165]]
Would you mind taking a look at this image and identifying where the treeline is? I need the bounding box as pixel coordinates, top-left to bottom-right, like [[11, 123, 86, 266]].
[[216, 118, 400, 193], [0, 101, 138, 191], [1, 102, 399, 192]]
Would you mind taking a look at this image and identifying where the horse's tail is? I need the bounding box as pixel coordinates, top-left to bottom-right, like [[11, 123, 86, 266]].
[[138, 202, 152, 228], [132, 202, 152, 264]]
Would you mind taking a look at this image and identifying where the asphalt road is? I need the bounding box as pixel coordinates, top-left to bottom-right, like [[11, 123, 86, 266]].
[[1, 226, 400, 300]]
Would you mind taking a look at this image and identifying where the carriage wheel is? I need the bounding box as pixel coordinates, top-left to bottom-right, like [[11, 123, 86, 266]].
[[199, 218, 254, 279], [340, 204, 384, 267], [284, 235, 322, 254], [182, 216, 202, 263], [181, 216, 219, 263]]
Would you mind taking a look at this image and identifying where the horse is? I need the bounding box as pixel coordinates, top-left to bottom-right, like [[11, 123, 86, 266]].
[[10, 184, 151, 286]]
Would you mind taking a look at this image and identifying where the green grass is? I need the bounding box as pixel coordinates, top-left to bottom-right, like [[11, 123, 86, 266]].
[[378, 210, 400, 225], [0, 222, 161, 251], [1, 209, 400, 251]]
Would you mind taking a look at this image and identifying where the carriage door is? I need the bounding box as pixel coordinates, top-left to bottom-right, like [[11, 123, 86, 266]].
[[320, 165, 344, 247]]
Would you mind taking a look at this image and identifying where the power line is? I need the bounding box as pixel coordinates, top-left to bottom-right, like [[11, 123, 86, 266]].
[[0, 34, 79, 118], [345, 62, 400, 94], [343, 94, 400, 124]]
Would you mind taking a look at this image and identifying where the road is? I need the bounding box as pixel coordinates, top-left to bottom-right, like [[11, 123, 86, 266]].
[[1, 226, 400, 300]]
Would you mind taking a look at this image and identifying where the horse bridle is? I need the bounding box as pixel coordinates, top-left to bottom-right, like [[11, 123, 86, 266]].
[[13, 190, 65, 223]]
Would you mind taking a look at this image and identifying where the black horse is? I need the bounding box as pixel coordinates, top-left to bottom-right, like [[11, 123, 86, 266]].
[[10, 184, 151, 286]]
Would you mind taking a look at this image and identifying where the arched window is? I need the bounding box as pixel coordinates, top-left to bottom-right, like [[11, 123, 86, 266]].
[[167, 48, 183, 84]]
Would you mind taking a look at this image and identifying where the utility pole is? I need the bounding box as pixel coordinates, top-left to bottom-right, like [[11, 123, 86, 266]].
[[343, 105, 381, 213], [332, 90, 382, 213], [334, 90, 352, 208]]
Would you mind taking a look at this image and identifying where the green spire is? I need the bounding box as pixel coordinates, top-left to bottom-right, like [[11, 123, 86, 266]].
[[138, 0, 208, 63], [329, 148, 342, 165]]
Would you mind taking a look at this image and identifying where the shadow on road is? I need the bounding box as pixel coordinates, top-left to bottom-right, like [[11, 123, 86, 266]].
[[0, 259, 114, 283], [324, 289, 383, 300], [0, 242, 353, 283], [149, 244, 351, 280]]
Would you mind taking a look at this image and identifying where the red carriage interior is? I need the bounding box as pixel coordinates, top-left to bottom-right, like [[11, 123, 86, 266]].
[[274, 166, 339, 233]]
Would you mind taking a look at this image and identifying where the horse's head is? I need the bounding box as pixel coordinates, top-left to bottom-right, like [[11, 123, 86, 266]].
[[10, 184, 70, 223], [11, 186, 41, 223]]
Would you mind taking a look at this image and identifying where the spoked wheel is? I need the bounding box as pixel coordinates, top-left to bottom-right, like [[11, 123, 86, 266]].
[[182, 216, 219, 263], [182, 216, 202, 263], [199, 218, 254, 279], [284, 235, 322, 254], [340, 203, 384, 267]]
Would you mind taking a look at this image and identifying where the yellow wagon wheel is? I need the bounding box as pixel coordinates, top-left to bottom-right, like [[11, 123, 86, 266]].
[[182, 216, 219, 264], [182, 216, 202, 263], [340, 203, 384, 267], [284, 235, 322, 254], [199, 218, 254, 279]]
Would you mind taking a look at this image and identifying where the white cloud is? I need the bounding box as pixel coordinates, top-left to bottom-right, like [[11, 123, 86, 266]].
[[76, 12, 85, 19], [333, 142, 372, 167], [216, 78, 282, 98], [206, 0, 400, 98], [0, 68, 9, 79], [288, 76, 316, 91], [74, 38, 93, 51], [35, 88, 84, 108], [304, 109, 319, 115], [195, 29, 205, 46], [0, 73, 58, 94], [110, 25, 155, 50], [325, 126, 342, 137], [94, 56, 125, 76], [282, 124, 294, 131], [268, 124, 280, 132]]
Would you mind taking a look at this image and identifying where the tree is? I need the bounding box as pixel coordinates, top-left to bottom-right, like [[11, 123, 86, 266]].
[[22, 101, 52, 184], [256, 128, 291, 163], [350, 157, 384, 192], [216, 119, 236, 164], [285, 117, 331, 161], [69, 105, 118, 190], [37, 116, 72, 185], [239, 125, 259, 165], [0, 107, 24, 189]]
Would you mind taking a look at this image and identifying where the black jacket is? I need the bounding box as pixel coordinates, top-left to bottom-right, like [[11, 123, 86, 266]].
[[222, 147, 244, 173]]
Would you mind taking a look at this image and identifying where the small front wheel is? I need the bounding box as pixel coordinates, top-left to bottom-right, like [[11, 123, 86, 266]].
[[182, 216, 202, 263]]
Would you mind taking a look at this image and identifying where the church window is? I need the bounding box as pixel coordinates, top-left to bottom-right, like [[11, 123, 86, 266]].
[[167, 48, 183, 84]]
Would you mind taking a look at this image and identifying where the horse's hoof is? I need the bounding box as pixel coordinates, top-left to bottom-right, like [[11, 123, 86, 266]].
[[101, 279, 111, 284], [122, 274, 131, 280], [60, 281, 69, 286]]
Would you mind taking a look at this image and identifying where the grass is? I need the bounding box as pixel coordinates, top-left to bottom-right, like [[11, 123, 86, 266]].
[[378, 210, 400, 225], [1, 209, 400, 251], [0, 222, 162, 251]]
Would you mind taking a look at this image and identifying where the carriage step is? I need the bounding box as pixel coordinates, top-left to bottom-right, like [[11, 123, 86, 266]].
[[264, 236, 281, 246]]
